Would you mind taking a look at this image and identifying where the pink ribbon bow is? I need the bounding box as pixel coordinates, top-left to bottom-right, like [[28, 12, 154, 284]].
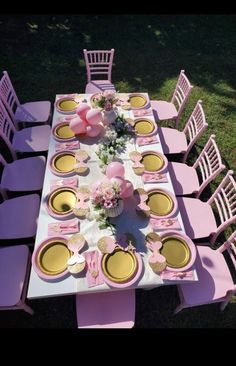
[[136, 136, 158, 146], [57, 115, 77, 123], [55, 141, 80, 151], [48, 219, 79, 235], [133, 109, 152, 117], [142, 173, 167, 183], [130, 154, 144, 169], [150, 218, 181, 230], [160, 270, 194, 280], [74, 191, 90, 210], [50, 177, 78, 191]]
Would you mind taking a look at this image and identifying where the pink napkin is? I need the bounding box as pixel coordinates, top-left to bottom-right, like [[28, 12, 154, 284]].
[[50, 177, 78, 191], [57, 115, 77, 123], [136, 135, 159, 146], [150, 217, 182, 231], [84, 250, 104, 287], [142, 173, 168, 183], [48, 218, 80, 236], [55, 141, 80, 151], [133, 109, 153, 117], [160, 270, 194, 281]]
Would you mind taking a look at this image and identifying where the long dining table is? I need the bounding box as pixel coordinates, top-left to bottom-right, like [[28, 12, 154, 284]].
[[27, 92, 198, 300]]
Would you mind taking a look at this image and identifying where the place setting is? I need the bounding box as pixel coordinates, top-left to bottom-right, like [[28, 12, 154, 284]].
[[32, 233, 87, 281], [129, 150, 168, 183], [96, 234, 143, 288], [145, 231, 197, 280], [49, 150, 90, 177], [55, 94, 83, 114]]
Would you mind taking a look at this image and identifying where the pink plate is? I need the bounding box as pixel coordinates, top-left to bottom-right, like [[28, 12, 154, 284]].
[[32, 236, 71, 281], [52, 121, 76, 142], [160, 231, 197, 272], [44, 186, 77, 220], [146, 188, 178, 219], [141, 150, 168, 174], [49, 150, 76, 177], [55, 96, 80, 114], [99, 251, 143, 288]]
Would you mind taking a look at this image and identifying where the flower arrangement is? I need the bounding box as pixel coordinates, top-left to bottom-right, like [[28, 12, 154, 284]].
[[96, 114, 134, 169], [91, 179, 123, 231], [92, 90, 118, 111], [91, 180, 121, 210]]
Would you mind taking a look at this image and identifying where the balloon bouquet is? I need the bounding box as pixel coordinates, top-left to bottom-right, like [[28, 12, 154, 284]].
[[69, 103, 104, 137]]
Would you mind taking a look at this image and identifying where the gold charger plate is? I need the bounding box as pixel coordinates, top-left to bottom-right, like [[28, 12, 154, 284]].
[[48, 187, 77, 215], [52, 152, 76, 174], [142, 152, 164, 172], [102, 248, 138, 283], [54, 123, 75, 140], [147, 190, 174, 216], [134, 118, 154, 135], [37, 239, 72, 276], [129, 94, 147, 108], [160, 236, 191, 269]]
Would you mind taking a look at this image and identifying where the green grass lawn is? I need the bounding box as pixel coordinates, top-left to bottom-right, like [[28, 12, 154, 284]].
[[0, 14, 235, 328]]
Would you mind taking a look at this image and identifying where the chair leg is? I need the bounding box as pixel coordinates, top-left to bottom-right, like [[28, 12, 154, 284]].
[[20, 301, 34, 315], [174, 304, 185, 315], [220, 300, 229, 311]]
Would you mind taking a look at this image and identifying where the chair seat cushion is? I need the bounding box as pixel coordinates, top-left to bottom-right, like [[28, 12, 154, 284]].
[[1, 156, 46, 191], [180, 245, 234, 305], [0, 194, 40, 239], [151, 100, 178, 121], [159, 127, 188, 154], [85, 80, 116, 94], [0, 245, 29, 306], [76, 290, 135, 328], [177, 197, 217, 240], [15, 101, 51, 123], [13, 125, 51, 153], [168, 162, 199, 195]]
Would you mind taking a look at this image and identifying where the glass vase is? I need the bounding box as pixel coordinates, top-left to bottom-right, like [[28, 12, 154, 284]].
[[102, 108, 117, 126]]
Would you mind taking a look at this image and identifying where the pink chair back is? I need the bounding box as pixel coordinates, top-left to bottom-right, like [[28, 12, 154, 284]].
[[208, 170, 236, 244], [0, 245, 33, 314], [171, 70, 193, 128], [193, 134, 225, 198], [0, 99, 17, 159], [217, 230, 236, 309], [182, 100, 208, 163], [76, 289, 135, 328], [83, 49, 114, 83], [0, 71, 21, 127]]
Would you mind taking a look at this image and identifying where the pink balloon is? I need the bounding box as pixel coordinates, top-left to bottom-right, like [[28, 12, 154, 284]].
[[69, 116, 87, 135], [86, 109, 102, 126], [76, 103, 91, 119], [86, 124, 103, 137], [110, 176, 126, 191], [120, 180, 134, 198], [106, 162, 125, 179]]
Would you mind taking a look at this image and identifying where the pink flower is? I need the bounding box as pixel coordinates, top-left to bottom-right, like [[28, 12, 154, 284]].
[[104, 101, 112, 111], [103, 90, 115, 99]]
